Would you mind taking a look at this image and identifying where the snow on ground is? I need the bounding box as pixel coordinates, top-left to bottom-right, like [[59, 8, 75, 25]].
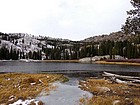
[[9, 99, 39, 105], [79, 55, 125, 63], [0, 40, 23, 55], [0, 33, 47, 59], [17, 35, 42, 52]]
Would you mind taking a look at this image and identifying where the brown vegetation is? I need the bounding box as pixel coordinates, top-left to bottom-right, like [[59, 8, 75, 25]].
[[106, 59, 140, 63], [96, 61, 140, 66], [0, 73, 68, 104], [79, 78, 140, 105]]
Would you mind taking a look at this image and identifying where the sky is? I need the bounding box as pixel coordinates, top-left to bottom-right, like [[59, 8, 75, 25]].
[[0, 0, 132, 41]]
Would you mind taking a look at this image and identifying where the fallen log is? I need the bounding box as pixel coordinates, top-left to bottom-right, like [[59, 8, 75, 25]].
[[109, 77, 140, 87], [102, 72, 140, 84], [103, 72, 140, 79]]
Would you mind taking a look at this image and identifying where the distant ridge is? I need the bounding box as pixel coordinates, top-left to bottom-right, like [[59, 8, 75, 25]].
[[83, 31, 140, 43]]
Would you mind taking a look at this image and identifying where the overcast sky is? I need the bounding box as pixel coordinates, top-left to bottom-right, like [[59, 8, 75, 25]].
[[0, 0, 132, 41]]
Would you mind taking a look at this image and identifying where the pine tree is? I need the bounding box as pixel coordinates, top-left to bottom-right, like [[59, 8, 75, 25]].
[[28, 51, 33, 59], [122, 0, 140, 34]]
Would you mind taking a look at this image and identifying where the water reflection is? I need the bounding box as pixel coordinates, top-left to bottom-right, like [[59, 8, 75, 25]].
[[36, 81, 92, 105]]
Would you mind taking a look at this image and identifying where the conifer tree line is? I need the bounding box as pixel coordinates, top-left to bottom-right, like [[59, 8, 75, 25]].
[[1, 36, 140, 60], [0, 46, 42, 60], [42, 38, 140, 60]]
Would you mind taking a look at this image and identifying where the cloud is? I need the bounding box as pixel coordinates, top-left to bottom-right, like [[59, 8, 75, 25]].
[[0, 0, 132, 40]]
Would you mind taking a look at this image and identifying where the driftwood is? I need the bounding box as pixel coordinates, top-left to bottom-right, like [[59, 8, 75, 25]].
[[103, 72, 140, 79], [102, 72, 140, 86]]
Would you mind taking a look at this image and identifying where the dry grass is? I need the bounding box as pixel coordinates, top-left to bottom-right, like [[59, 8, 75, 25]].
[[79, 78, 140, 105], [79, 96, 140, 105], [96, 61, 140, 66], [0, 73, 68, 104]]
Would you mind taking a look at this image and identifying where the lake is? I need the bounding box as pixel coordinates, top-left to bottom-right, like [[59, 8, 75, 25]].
[[0, 61, 140, 77]]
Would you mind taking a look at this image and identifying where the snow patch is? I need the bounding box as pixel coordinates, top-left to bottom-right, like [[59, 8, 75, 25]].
[[9, 99, 39, 105], [113, 100, 120, 105], [116, 79, 128, 84], [30, 82, 36, 85]]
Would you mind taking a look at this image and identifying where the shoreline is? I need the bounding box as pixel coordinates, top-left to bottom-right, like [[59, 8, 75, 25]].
[[43, 60, 79, 63], [0, 59, 140, 66], [95, 61, 140, 66], [0, 59, 79, 63]]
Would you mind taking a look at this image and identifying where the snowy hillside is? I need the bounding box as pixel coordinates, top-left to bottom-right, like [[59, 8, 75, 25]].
[[0, 32, 77, 60], [0, 32, 46, 60]]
